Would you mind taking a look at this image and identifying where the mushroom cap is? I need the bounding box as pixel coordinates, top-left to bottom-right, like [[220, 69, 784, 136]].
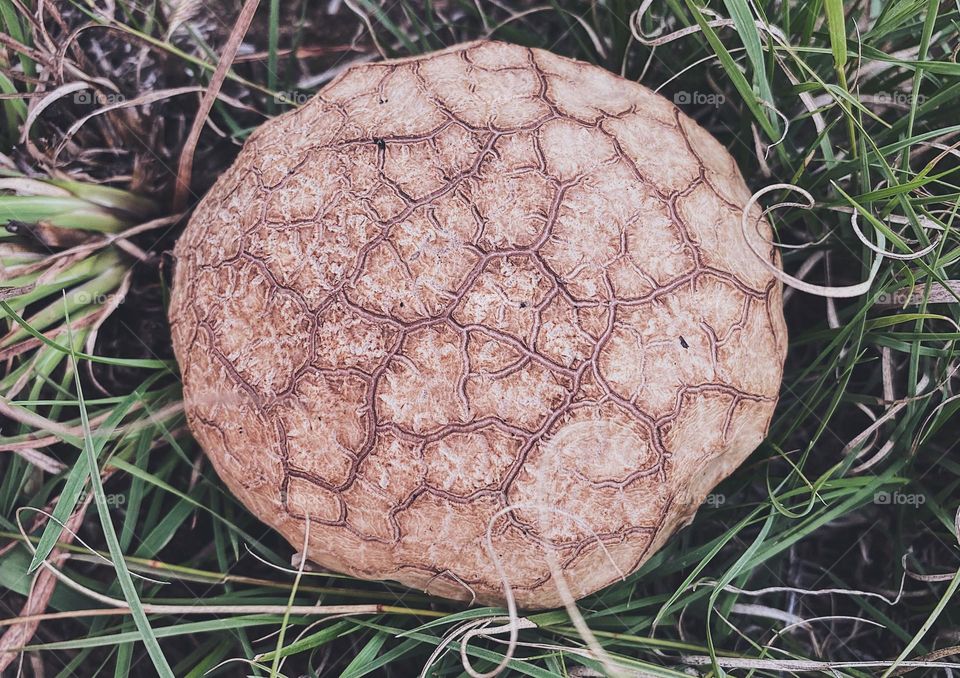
[[169, 40, 787, 609]]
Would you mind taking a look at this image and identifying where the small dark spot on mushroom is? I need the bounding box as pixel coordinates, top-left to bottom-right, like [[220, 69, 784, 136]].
[[399, 302, 405, 308], [374, 138, 386, 150], [378, 97, 388, 104], [519, 301, 528, 309], [679, 336, 689, 349]]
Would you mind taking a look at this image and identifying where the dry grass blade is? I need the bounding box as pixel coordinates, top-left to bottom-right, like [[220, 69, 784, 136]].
[[172, 0, 262, 211]]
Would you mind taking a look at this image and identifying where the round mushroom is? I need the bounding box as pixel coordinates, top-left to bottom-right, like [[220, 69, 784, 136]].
[[169, 40, 787, 609]]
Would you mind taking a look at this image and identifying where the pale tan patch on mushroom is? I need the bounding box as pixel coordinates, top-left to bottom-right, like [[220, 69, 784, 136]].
[[377, 325, 472, 434], [535, 295, 596, 368], [193, 259, 313, 398], [466, 359, 572, 432], [677, 181, 776, 291], [423, 429, 522, 496], [170, 40, 786, 610], [417, 49, 550, 129], [470, 153, 555, 248], [602, 112, 701, 194], [274, 371, 366, 487], [452, 256, 552, 337]]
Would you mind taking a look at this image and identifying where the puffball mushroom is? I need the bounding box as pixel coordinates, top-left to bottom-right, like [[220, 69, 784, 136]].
[[169, 40, 786, 609]]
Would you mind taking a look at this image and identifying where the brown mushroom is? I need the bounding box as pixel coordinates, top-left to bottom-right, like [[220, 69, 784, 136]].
[[169, 40, 786, 609]]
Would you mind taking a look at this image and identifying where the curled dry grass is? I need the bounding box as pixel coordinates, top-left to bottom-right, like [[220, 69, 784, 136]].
[[0, 0, 959, 676]]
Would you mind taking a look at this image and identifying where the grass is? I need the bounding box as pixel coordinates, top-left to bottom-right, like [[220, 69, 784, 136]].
[[1, 0, 959, 675]]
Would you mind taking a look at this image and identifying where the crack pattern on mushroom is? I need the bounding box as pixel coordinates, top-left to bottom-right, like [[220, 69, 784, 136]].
[[169, 40, 788, 609]]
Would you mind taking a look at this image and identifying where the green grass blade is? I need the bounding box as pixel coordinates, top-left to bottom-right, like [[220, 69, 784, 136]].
[[684, 0, 779, 140], [26, 373, 165, 572], [721, 0, 780, 135], [64, 311, 175, 676]]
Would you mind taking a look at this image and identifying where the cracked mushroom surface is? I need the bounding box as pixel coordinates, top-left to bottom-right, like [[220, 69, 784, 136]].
[[169, 40, 787, 609]]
